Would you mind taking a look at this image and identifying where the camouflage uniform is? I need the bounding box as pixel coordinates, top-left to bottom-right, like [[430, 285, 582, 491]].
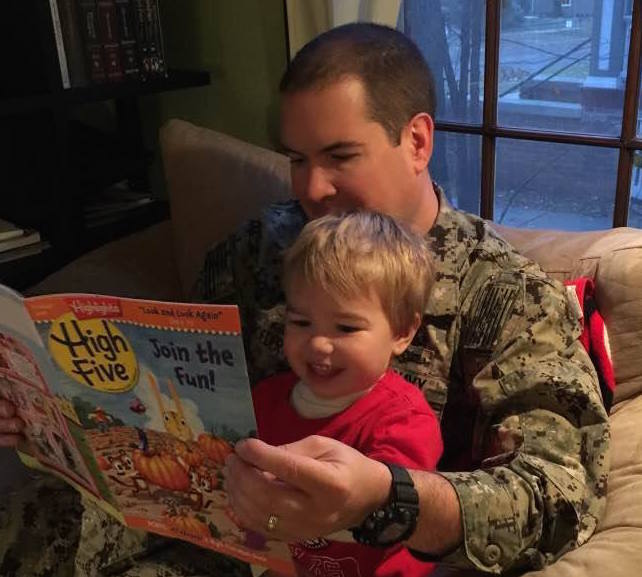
[[0, 473, 252, 577], [0, 187, 609, 576], [195, 187, 610, 574]]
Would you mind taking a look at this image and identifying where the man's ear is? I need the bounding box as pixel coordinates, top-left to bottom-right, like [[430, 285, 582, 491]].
[[403, 113, 434, 174], [392, 313, 422, 356]]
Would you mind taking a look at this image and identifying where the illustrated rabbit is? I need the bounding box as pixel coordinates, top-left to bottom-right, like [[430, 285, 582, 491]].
[[147, 373, 193, 442]]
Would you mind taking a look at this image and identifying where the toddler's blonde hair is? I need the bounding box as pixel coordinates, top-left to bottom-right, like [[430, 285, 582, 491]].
[[283, 211, 433, 335]]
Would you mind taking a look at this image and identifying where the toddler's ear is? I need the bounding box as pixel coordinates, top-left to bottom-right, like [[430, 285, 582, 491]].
[[392, 313, 421, 356]]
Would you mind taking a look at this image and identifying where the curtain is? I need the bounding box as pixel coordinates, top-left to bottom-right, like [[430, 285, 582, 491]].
[[285, 0, 402, 59]]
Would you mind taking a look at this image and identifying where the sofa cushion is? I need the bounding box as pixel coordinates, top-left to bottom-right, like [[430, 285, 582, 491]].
[[519, 394, 642, 577], [160, 119, 291, 297], [27, 221, 182, 302], [492, 225, 642, 404]]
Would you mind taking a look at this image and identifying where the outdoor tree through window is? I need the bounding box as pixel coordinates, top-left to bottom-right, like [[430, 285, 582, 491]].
[[402, 0, 642, 230]]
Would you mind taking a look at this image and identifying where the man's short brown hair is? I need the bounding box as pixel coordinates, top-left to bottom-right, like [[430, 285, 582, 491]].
[[280, 22, 436, 144], [283, 212, 433, 336]]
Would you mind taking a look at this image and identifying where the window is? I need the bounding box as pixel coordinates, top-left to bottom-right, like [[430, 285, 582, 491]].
[[403, 0, 642, 230]]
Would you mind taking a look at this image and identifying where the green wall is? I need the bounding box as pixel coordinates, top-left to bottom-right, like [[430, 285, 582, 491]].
[[147, 0, 287, 147], [141, 0, 288, 197]]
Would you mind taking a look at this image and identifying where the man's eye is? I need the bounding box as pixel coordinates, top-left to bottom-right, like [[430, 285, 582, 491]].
[[337, 324, 361, 333], [331, 153, 358, 162]]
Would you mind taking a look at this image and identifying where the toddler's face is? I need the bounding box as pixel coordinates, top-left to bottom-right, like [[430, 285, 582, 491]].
[[283, 276, 412, 399]]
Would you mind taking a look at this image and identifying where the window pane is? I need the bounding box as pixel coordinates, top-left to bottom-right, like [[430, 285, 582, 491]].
[[403, 0, 485, 124], [498, 1, 630, 135], [495, 139, 617, 230], [430, 131, 481, 214], [629, 151, 642, 228]]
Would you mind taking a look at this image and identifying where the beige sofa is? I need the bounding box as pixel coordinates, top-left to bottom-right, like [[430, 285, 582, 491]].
[[4, 119, 642, 576]]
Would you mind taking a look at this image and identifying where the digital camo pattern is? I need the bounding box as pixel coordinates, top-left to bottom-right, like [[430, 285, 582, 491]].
[[0, 474, 251, 577], [195, 188, 609, 573], [0, 188, 609, 575], [415, 193, 610, 573]]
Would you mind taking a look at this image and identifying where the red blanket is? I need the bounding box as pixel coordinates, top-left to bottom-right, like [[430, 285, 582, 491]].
[[565, 277, 615, 413]]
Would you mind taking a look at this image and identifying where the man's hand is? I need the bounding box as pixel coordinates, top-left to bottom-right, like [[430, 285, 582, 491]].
[[224, 435, 391, 541], [0, 399, 25, 447]]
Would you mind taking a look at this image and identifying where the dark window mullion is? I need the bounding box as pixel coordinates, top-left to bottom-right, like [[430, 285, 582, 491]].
[[480, 0, 501, 220], [434, 122, 483, 135], [493, 128, 620, 147], [436, 122, 625, 149], [614, 0, 642, 227]]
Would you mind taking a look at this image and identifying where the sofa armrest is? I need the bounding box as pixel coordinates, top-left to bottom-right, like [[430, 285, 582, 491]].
[[491, 223, 642, 405], [27, 221, 183, 302]]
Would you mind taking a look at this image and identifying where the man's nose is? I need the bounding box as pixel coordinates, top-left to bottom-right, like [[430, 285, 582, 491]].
[[303, 165, 336, 203], [309, 334, 333, 355]]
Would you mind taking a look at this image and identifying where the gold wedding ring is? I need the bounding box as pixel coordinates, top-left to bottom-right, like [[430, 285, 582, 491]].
[[266, 513, 279, 532]]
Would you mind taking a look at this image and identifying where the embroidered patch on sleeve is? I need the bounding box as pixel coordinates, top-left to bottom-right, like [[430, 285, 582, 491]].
[[463, 281, 520, 353]]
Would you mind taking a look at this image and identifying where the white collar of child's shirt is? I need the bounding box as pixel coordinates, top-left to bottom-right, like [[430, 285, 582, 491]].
[[291, 379, 376, 419]]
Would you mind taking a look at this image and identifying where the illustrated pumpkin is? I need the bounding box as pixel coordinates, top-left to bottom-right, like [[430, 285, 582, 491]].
[[167, 514, 211, 539], [197, 433, 232, 464], [174, 441, 204, 469], [133, 449, 190, 491], [96, 455, 110, 471]]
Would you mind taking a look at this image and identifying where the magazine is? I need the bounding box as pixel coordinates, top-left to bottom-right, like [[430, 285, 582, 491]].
[[0, 284, 294, 575]]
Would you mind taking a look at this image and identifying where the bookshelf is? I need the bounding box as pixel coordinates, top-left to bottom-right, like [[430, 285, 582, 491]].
[[0, 69, 210, 117], [0, 1, 210, 291]]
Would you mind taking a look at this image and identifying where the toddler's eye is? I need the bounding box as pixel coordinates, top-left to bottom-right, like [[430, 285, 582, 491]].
[[288, 318, 310, 327], [337, 324, 360, 333]]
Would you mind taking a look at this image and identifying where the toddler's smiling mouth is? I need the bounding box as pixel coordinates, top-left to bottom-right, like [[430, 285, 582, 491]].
[[308, 362, 341, 378]]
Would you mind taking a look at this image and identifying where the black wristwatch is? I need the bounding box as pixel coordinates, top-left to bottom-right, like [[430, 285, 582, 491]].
[[351, 463, 419, 547]]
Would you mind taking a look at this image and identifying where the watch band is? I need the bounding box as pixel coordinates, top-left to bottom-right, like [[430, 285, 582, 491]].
[[388, 463, 419, 507], [351, 462, 419, 547]]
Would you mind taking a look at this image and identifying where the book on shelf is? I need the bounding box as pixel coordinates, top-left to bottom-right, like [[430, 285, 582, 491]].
[[0, 218, 25, 242], [84, 200, 155, 229], [135, 0, 167, 81], [97, 0, 125, 83], [0, 230, 42, 254], [58, 0, 90, 87], [0, 286, 295, 575], [83, 181, 155, 227], [78, 0, 108, 83], [49, 0, 71, 89], [0, 241, 51, 265], [115, 0, 141, 79], [84, 196, 153, 218], [49, 0, 166, 87]]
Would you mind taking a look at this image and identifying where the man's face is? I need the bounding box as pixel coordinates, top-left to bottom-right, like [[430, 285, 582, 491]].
[[279, 77, 421, 223]]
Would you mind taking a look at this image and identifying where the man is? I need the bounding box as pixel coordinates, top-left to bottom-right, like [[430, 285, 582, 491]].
[[208, 23, 609, 574], [0, 22, 608, 576]]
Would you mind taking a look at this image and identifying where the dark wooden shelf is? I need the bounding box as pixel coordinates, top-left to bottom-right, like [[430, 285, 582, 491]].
[[0, 245, 56, 292], [0, 201, 170, 292], [81, 199, 170, 252], [0, 69, 210, 117], [0, 0, 207, 289]]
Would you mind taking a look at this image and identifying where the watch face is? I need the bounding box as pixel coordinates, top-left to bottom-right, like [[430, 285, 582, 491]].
[[377, 521, 408, 545]]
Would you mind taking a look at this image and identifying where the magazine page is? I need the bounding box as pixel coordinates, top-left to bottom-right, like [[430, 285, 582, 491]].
[[0, 285, 104, 502], [24, 292, 295, 576]]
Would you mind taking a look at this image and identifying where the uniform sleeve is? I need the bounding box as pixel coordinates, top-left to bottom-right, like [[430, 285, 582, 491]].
[[190, 218, 263, 305], [436, 271, 610, 573]]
